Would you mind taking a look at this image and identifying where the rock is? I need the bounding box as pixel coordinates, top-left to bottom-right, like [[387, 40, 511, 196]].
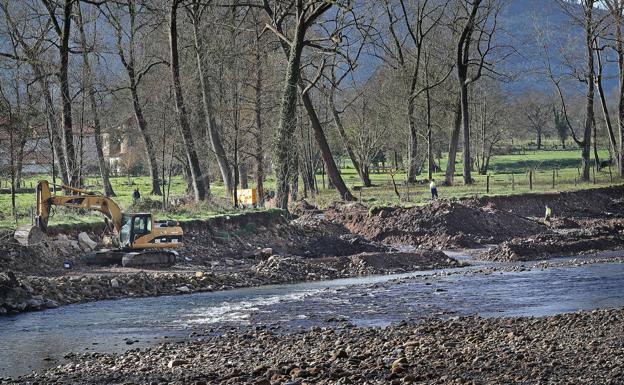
[[110, 278, 120, 288], [176, 286, 191, 293], [167, 359, 188, 368], [332, 349, 348, 359], [78, 232, 98, 251], [70, 241, 81, 251]]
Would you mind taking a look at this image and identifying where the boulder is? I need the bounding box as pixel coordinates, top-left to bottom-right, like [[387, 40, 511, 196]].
[[167, 359, 188, 368], [78, 232, 98, 251]]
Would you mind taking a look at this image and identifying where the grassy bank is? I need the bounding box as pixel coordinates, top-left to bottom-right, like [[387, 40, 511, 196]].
[[0, 149, 621, 229]]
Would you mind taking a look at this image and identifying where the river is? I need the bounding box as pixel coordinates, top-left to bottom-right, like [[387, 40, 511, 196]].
[[2, 256, 624, 378]]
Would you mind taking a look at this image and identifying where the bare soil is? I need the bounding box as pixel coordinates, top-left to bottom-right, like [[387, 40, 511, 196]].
[[325, 186, 624, 261]]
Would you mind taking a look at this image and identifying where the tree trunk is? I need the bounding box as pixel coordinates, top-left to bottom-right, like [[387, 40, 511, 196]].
[[580, 5, 594, 182], [76, 4, 115, 196], [291, 154, 299, 202], [536, 128, 542, 150], [407, 99, 419, 183], [9, 128, 16, 220], [444, 99, 461, 185], [615, 11, 624, 177], [596, 46, 619, 166], [254, 47, 265, 205], [426, 87, 433, 181], [460, 81, 473, 184], [129, 81, 162, 195], [14, 137, 25, 189], [593, 117, 600, 170], [192, 14, 232, 197], [329, 93, 371, 187], [36, 64, 69, 185], [169, 1, 208, 201], [239, 163, 249, 189], [58, 0, 78, 187], [300, 90, 355, 201], [273, 26, 304, 209]]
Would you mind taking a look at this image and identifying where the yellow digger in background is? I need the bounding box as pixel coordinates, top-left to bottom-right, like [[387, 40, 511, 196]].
[[18, 180, 184, 268]]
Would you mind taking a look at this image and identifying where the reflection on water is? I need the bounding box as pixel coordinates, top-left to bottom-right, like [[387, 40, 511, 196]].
[[2, 261, 624, 378]]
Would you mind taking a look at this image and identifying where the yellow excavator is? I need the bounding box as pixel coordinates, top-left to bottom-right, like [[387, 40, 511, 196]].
[[29, 180, 183, 268]]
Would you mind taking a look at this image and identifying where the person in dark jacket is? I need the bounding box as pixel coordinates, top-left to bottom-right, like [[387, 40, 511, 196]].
[[132, 188, 141, 204]]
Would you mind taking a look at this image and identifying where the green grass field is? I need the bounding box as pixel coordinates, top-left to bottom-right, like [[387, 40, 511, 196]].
[[1, 149, 621, 229]]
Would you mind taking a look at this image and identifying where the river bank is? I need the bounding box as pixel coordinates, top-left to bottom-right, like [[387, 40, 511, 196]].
[[0, 250, 459, 315], [6, 307, 623, 384]]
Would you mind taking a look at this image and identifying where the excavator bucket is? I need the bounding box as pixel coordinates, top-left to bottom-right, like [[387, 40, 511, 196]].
[[35, 180, 51, 231], [13, 180, 49, 246]]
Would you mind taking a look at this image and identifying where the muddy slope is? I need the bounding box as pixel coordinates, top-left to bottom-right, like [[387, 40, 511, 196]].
[[325, 201, 546, 248], [1, 210, 385, 276], [475, 185, 624, 218]]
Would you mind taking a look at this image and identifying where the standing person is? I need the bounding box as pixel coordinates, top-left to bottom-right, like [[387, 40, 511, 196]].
[[132, 187, 141, 204], [429, 179, 438, 200]]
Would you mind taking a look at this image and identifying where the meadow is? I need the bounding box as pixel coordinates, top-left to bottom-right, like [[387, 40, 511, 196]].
[[0, 148, 620, 229]]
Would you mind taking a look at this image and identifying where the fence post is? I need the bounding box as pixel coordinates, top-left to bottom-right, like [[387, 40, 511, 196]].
[[593, 166, 596, 185], [552, 169, 555, 189], [529, 170, 533, 190], [486, 175, 490, 194], [511, 173, 515, 191]]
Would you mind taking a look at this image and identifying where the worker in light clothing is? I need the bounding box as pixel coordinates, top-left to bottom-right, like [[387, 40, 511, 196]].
[[429, 179, 438, 200]]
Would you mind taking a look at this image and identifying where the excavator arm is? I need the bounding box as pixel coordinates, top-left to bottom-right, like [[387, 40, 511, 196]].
[[27, 180, 182, 268], [35, 180, 123, 233]]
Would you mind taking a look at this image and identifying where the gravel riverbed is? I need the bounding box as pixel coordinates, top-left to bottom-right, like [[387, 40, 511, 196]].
[[5, 308, 623, 384]]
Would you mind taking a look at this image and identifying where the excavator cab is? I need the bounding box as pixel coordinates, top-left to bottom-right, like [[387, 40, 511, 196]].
[[119, 213, 153, 249]]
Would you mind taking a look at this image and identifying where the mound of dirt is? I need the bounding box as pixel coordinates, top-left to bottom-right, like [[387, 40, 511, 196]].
[[476, 186, 624, 219], [0, 233, 84, 275], [481, 229, 624, 262], [252, 251, 459, 281], [325, 201, 547, 248], [178, 210, 387, 266]]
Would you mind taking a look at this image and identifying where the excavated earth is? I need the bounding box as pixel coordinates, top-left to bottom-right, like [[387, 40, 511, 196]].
[[325, 186, 624, 261], [0, 210, 459, 315]]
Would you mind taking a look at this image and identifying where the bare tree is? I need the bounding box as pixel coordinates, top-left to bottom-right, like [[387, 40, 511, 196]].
[[549, 0, 600, 181], [75, 2, 115, 196], [104, 0, 163, 195], [602, 0, 624, 175], [169, 0, 209, 201], [376, 0, 452, 183], [453, 0, 500, 185], [262, 0, 354, 209], [521, 91, 549, 150], [42, 0, 80, 186], [186, 0, 233, 198]]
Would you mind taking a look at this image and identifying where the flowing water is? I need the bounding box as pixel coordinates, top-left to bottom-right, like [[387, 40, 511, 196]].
[[3, 256, 624, 378]]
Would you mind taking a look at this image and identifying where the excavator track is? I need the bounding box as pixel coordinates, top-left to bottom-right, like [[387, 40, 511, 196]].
[[84, 249, 177, 268], [121, 250, 177, 268]]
